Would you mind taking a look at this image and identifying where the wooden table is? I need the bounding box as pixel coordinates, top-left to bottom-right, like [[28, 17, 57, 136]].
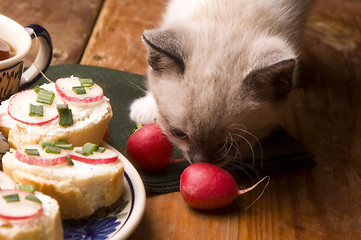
[[1, 0, 361, 239]]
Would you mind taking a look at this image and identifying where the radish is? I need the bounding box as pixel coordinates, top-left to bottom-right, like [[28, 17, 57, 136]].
[[126, 123, 176, 171], [16, 144, 68, 166], [55, 77, 103, 103], [0, 171, 16, 190], [8, 89, 64, 126], [180, 163, 269, 210], [70, 147, 118, 165], [0, 189, 43, 220]]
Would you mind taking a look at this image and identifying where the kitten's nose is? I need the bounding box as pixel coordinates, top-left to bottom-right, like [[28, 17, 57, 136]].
[[189, 152, 208, 164]]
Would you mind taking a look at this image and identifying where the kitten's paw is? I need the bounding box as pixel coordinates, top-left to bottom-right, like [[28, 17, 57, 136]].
[[130, 93, 159, 124]]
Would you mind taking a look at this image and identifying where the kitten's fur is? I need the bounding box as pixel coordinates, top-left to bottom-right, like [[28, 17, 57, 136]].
[[130, 0, 313, 165]]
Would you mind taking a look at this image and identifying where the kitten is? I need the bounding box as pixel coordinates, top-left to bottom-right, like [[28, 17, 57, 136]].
[[130, 0, 313, 166]]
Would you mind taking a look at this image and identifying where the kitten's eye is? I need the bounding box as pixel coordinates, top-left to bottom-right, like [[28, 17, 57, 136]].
[[170, 128, 187, 139]]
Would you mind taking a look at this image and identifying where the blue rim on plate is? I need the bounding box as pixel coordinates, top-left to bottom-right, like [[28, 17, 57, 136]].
[[63, 143, 146, 240]]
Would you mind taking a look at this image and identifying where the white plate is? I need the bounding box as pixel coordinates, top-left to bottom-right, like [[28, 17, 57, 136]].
[[63, 142, 146, 240]]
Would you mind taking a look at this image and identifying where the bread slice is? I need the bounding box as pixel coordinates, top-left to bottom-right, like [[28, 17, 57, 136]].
[[0, 191, 64, 240], [0, 79, 112, 149], [2, 148, 124, 219]]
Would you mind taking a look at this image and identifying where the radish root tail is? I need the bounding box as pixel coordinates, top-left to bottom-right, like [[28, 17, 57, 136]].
[[238, 176, 270, 210]]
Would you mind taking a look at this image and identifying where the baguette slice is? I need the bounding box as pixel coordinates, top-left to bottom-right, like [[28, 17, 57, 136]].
[[0, 190, 63, 240], [2, 148, 124, 219], [0, 78, 112, 149]]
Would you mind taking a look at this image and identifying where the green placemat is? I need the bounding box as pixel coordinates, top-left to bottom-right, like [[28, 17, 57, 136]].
[[22, 64, 315, 193]]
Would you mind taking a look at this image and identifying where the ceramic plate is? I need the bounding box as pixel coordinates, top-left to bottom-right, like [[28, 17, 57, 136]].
[[63, 142, 146, 240]]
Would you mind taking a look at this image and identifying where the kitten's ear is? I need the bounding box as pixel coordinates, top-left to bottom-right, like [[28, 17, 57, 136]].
[[142, 29, 185, 75], [244, 59, 295, 101]]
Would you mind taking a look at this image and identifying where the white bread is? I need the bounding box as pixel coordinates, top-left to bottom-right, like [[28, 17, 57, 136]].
[[0, 79, 112, 149], [2, 149, 124, 219], [0, 191, 63, 240]]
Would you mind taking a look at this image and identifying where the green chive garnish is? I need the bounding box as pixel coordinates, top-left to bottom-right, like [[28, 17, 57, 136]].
[[96, 147, 106, 153], [80, 78, 94, 87], [55, 143, 74, 150], [29, 104, 44, 117], [24, 149, 40, 156], [45, 145, 61, 154], [57, 139, 69, 144], [33, 85, 44, 93], [41, 141, 55, 149], [3, 193, 20, 203], [25, 195, 42, 203], [82, 142, 99, 155], [56, 104, 68, 111], [37, 89, 55, 105], [66, 155, 74, 166], [18, 184, 35, 193], [72, 86, 86, 95], [57, 104, 73, 127], [76, 149, 92, 156]]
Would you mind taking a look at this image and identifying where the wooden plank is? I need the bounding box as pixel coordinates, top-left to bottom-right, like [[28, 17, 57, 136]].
[[80, 0, 166, 75], [0, 0, 103, 65]]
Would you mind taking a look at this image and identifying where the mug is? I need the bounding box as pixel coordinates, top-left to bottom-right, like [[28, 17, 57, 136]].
[[0, 14, 53, 101]]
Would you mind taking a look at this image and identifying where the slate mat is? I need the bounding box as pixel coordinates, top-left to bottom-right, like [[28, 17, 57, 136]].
[[21, 64, 315, 193]]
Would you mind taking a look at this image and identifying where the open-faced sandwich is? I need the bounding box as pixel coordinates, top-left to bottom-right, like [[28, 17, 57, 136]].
[[0, 76, 112, 149], [2, 141, 124, 219], [0, 171, 63, 240]]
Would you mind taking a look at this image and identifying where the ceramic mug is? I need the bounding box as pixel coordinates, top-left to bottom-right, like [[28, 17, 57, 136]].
[[0, 14, 53, 101]]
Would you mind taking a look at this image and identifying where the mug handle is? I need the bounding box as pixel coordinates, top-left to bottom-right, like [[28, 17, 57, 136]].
[[21, 24, 53, 86]]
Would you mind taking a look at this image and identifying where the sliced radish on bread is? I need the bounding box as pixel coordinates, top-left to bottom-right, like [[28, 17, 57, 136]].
[[55, 77, 103, 103], [0, 190, 43, 220], [8, 89, 64, 126], [15, 144, 68, 166], [0, 171, 16, 190], [70, 147, 118, 165]]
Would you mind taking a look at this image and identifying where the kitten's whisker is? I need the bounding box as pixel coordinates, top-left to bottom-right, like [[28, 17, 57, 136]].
[[231, 132, 256, 167], [238, 129, 264, 169], [227, 132, 242, 161]]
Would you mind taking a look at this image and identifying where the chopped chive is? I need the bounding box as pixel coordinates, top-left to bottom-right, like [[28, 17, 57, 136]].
[[45, 145, 61, 154], [55, 143, 74, 150], [72, 86, 86, 95], [29, 104, 43, 117], [25, 195, 42, 203], [18, 184, 35, 193], [66, 155, 74, 166], [24, 149, 40, 156], [76, 149, 92, 156], [3, 193, 20, 203], [79, 78, 94, 87], [33, 85, 44, 93], [96, 147, 106, 153], [82, 142, 99, 155], [41, 141, 55, 149], [56, 104, 68, 111], [36, 89, 55, 105], [57, 104, 73, 127], [57, 139, 69, 144]]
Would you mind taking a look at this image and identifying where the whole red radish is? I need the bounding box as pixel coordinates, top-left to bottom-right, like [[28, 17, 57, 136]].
[[180, 163, 239, 209], [126, 123, 173, 171], [180, 163, 269, 210]]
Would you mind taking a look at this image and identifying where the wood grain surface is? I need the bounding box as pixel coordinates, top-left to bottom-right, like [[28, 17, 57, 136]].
[[1, 0, 360, 239]]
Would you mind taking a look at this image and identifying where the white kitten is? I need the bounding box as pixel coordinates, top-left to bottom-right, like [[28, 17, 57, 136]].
[[130, 0, 313, 165]]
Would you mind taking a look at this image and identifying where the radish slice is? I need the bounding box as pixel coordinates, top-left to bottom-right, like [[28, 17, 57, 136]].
[[70, 147, 118, 165], [8, 89, 64, 126], [55, 77, 103, 103], [15, 144, 68, 166], [0, 172, 16, 190], [0, 190, 43, 220]]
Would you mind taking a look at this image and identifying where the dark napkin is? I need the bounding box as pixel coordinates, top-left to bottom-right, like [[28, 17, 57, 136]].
[[25, 64, 315, 193]]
